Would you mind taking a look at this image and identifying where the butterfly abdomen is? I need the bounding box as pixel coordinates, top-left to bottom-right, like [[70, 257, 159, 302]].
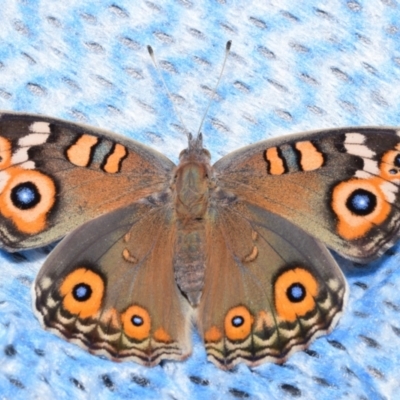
[[173, 220, 206, 306], [172, 161, 212, 306]]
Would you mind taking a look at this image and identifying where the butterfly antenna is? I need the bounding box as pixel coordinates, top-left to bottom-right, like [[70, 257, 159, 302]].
[[147, 45, 189, 140], [196, 40, 232, 139]]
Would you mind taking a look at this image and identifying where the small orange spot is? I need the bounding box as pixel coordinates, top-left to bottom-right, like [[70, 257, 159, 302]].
[[101, 308, 121, 329], [224, 306, 254, 341], [254, 310, 273, 331], [274, 268, 318, 322], [66, 134, 98, 167], [124, 232, 131, 242], [265, 147, 285, 175], [243, 245, 258, 262], [331, 178, 390, 240], [0, 137, 12, 169], [204, 326, 223, 343], [295, 141, 324, 171], [0, 168, 56, 234], [60, 268, 104, 319], [153, 327, 172, 343], [103, 144, 127, 173], [122, 248, 137, 263], [121, 305, 151, 341]]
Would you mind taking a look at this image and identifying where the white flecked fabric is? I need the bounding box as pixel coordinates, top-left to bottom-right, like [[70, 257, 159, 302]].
[[0, 1, 399, 399]]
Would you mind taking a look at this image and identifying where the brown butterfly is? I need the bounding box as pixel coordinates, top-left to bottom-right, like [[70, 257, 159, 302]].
[[0, 110, 398, 369]]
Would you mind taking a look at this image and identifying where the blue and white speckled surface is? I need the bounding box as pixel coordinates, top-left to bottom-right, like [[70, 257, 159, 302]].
[[0, 1, 400, 399]]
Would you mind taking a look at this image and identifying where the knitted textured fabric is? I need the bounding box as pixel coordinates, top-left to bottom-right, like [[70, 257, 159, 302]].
[[0, 1, 399, 399]]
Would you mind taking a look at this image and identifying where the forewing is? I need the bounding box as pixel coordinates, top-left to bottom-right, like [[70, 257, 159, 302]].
[[214, 127, 400, 262], [0, 112, 174, 250]]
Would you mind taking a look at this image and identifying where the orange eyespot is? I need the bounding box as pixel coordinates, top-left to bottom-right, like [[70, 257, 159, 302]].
[[274, 267, 318, 322], [0, 168, 56, 234], [59, 268, 105, 319], [380, 149, 400, 180], [121, 305, 151, 341], [224, 306, 254, 341], [331, 178, 390, 240]]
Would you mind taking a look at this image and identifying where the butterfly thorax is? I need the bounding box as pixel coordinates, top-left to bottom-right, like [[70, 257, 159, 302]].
[[174, 161, 210, 218], [172, 137, 213, 306]]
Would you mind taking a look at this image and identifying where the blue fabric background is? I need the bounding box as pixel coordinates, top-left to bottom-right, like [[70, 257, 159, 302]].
[[0, 1, 399, 398]]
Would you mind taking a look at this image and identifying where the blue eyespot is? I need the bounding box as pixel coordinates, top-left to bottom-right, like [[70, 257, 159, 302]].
[[231, 316, 244, 327], [286, 283, 306, 303], [72, 283, 92, 302], [10, 182, 41, 210], [75, 285, 89, 298], [131, 315, 144, 326], [18, 188, 35, 203], [352, 194, 369, 209], [346, 189, 376, 216], [290, 285, 303, 299]]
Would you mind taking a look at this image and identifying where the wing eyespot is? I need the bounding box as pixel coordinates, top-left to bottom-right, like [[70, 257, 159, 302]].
[[224, 306, 254, 341], [286, 282, 306, 303], [72, 283, 92, 302], [121, 305, 151, 341], [59, 268, 105, 319], [274, 267, 318, 322], [10, 181, 41, 210]]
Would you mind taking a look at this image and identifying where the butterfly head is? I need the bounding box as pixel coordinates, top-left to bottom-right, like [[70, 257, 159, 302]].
[[179, 132, 211, 164]]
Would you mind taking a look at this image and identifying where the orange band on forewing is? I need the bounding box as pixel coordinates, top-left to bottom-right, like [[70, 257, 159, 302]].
[[274, 268, 318, 322], [121, 305, 151, 341], [265, 147, 285, 175], [66, 134, 98, 167], [331, 178, 390, 240], [204, 326, 223, 343], [153, 328, 172, 343], [103, 144, 127, 173], [60, 268, 104, 319], [0, 137, 12, 169], [295, 141, 324, 171], [0, 168, 56, 234], [224, 306, 253, 341]]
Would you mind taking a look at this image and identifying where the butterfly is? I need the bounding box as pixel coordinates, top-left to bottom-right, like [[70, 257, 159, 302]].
[[0, 111, 398, 370]]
